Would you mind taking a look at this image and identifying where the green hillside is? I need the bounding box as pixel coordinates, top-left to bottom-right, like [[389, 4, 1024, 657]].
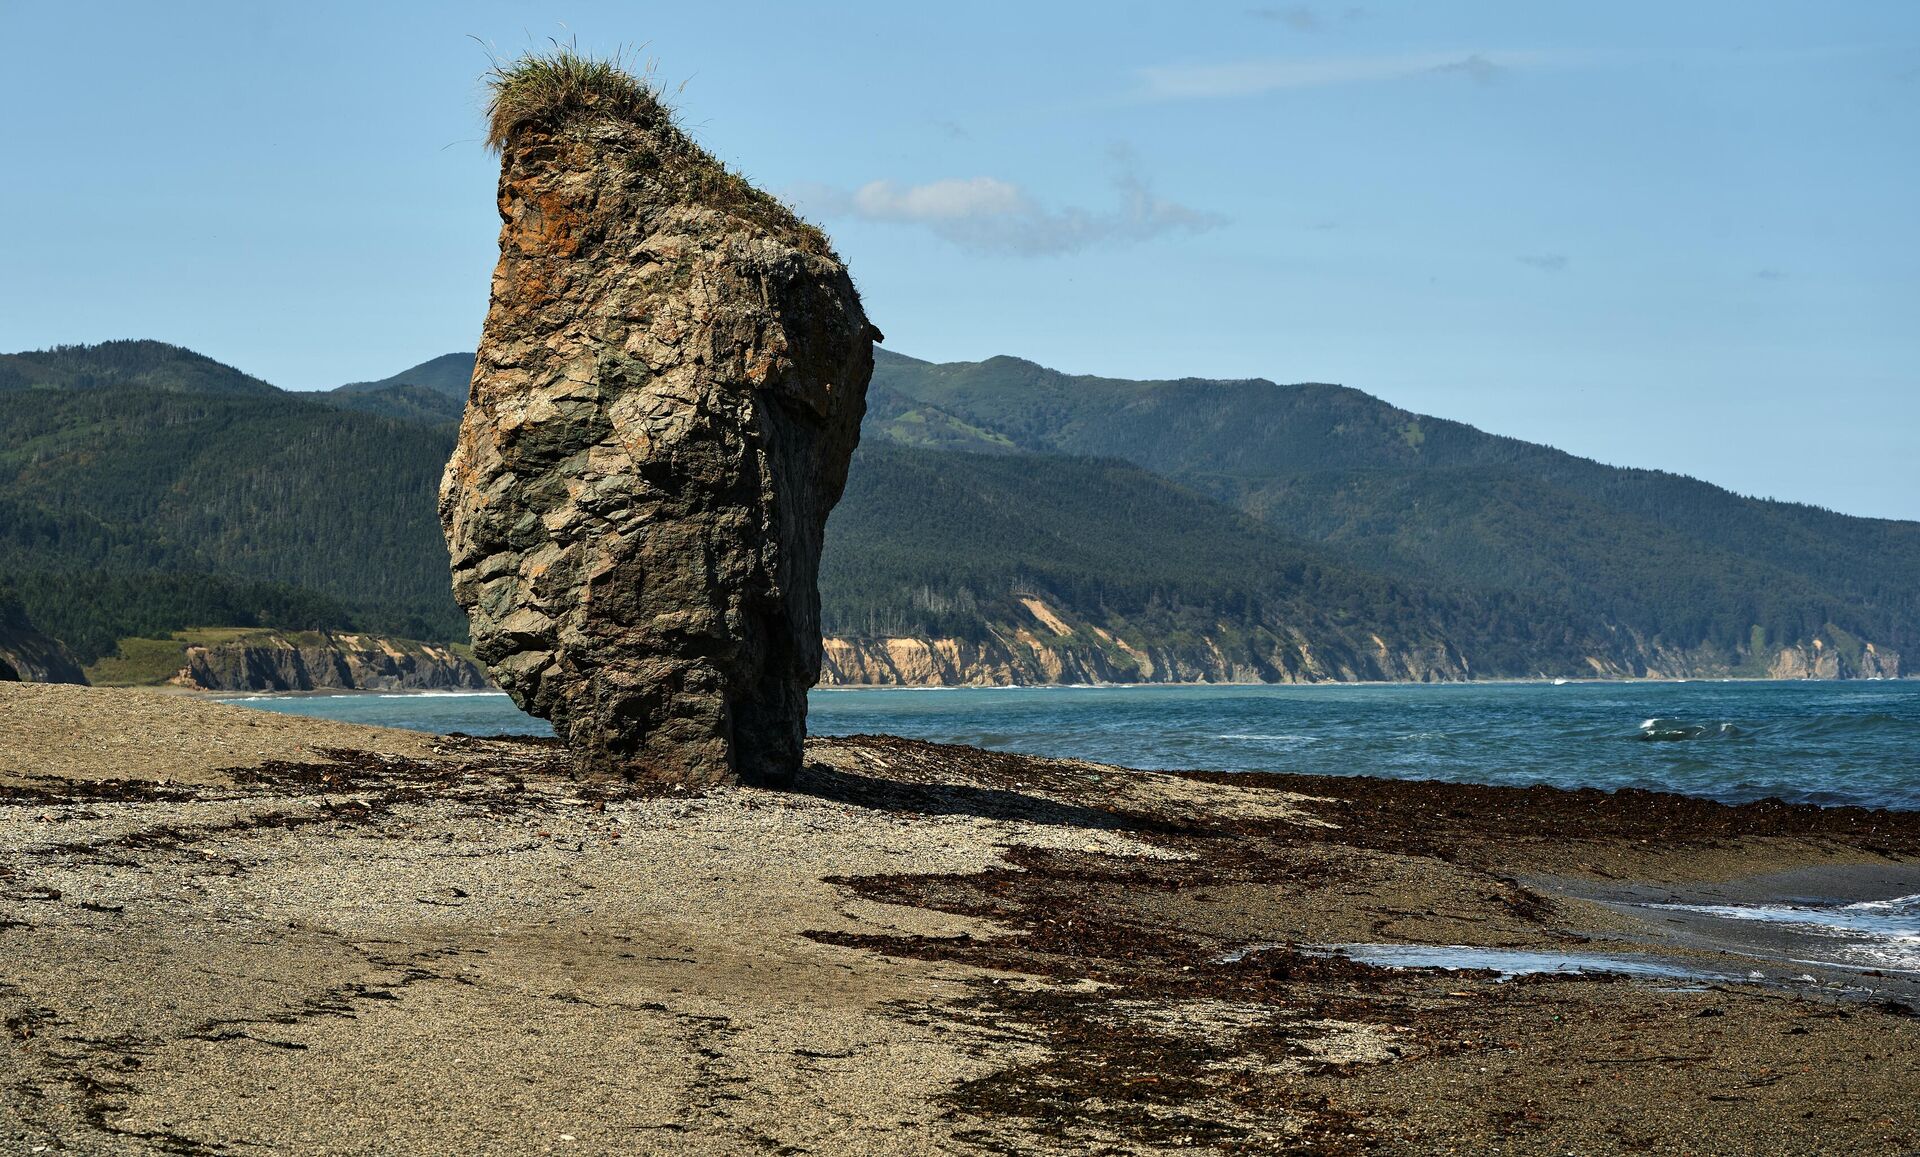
[[871, 351, 1920, 663], [825, 444, 1617, 677], [0, 342, 1525, 676], [332, 352, 475, 398], [1, 339, 1910, 681], [318, 352, 472, 424], [0, 340, 279, 396], [324, 382, 467, 424], [861, 385, 1020, 455], [323, 352, 473, 424], [0, 384, 465, 661]]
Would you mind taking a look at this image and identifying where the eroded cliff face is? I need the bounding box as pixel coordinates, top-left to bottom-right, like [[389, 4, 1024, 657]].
[[1767, 638, 1900, 680], [818, 598, 1471, 686], [817, 599, 1903, 686], [819, 635, 1910, 686], [165, 632, 490, 693], [442, 73, 875, 785], [1574, 627, 1902, 682], [0, 602, 87, 685], [818, 635, 1464, 686]]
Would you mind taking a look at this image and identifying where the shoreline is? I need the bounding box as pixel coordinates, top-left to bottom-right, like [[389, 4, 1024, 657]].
[[5, 682, 1918, 1153], [176, 673, 1917, 699], [829, 674, 1919, 690], [199, 679, 1920, 817]]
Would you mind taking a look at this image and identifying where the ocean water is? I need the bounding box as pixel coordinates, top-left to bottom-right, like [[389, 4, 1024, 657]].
[[1643, 892, 1920, 973], [219, 679, 1920, 812], [1302, 945, 1725, 982]]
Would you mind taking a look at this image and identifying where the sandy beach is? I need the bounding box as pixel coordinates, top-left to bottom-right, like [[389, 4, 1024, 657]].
[[3, 682, 1918, 1154]]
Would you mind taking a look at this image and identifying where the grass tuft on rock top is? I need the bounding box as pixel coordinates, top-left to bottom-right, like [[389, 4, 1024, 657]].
[[483, 45, 667, 152], [482, 46, 832, 256]]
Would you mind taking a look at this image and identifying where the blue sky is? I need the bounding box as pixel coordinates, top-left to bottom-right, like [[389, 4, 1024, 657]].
[[4, 1, 1915, 517]]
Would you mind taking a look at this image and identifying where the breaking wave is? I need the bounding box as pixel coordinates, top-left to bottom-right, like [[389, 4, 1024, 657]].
[[1636, 718, 1747, 742]]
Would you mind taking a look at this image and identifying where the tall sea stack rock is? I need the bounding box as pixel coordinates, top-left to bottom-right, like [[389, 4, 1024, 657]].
[[441, 54, 877, 786]]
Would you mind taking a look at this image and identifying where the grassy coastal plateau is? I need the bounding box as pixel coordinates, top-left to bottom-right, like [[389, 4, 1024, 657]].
[[4, 681, 1916, 1155]]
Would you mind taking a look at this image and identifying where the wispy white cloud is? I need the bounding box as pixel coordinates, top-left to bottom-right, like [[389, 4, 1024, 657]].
[[1429, 53, 1509, 85], [1246, 5, 1368, 30], [1139, 50, 1541, 100], [1249, 5, 1323, 32], [790, 162, 1225, 257], [848, 177, 1027, 222]]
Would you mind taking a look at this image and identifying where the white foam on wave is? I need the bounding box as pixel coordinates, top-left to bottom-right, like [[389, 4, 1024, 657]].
[[1253, 943, 1725, 982], [1647, 896, 1920, 972], [1829, 943, 1920, 973], [1650, 899, 1916, 932], [1841, 892, 1920, 913], [1636, 717, 1746, 740]]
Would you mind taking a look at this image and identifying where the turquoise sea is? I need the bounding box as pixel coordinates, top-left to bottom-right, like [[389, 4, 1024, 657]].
[[221, 679, 1920, 812]]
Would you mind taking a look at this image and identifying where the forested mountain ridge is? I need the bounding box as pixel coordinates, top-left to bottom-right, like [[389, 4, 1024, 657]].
[[818, 443, 1659, 684], [324, 352, 473, 424], [870, 350, 1917, 673], [0, 339, 1906, 683], [331, 352, 475, 398], [0, 340, 279, 396], [0, 375, 466, 659]]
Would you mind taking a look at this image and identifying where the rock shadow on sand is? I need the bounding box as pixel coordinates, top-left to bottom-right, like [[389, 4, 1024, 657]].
[[792, 762, 1177, 834]]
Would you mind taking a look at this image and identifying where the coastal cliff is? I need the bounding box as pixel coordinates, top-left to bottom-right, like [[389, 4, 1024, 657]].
[[0, 596, 87, 684], [77, 615, 1897, 694], [80, 628, 491, 692], [1767, 637, 1900, 680], [1611, 625, 1902, 682], [113, 624, 1899, 692], [819, 635, 1473, 686], [167, 630, 490, 692], [819, 597, 1470, 686], [818, 600, 1901, 686]]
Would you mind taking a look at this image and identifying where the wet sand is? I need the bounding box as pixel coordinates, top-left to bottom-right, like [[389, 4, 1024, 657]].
[[3, 682, 1918, 1154]]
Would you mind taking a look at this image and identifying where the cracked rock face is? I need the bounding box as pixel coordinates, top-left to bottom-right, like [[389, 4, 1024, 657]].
[[441, 104, 875, 786]]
